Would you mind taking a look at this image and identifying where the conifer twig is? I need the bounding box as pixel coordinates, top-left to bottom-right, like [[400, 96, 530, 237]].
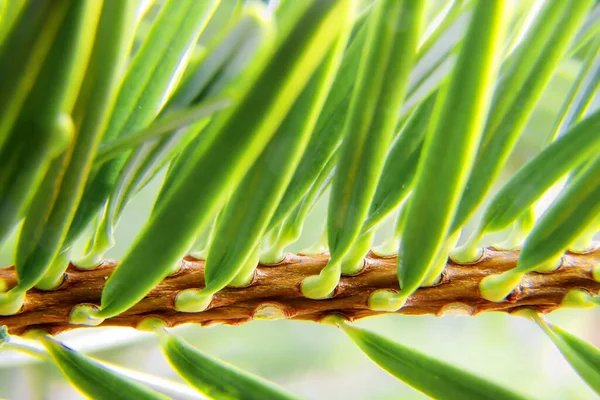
[[1, 248, 599, 335]]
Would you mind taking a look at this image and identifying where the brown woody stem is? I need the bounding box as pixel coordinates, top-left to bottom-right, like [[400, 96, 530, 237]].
[[1, 248, 599, 336]]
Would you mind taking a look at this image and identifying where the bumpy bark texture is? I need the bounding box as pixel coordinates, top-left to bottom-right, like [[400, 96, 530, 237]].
[[1, 247, 599, 335]]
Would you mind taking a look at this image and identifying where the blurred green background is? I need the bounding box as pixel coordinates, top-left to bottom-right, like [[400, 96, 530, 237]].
[[1, 1, 600, 399]]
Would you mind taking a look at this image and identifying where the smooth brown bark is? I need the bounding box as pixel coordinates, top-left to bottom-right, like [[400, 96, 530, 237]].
[[1, 247, 599, 336]]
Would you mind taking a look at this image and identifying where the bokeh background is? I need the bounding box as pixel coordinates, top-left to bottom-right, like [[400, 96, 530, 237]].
[[1, 1, 599, 398]]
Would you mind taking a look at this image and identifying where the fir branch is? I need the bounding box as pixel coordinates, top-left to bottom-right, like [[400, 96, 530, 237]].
[[1, 247, 599, 336]]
